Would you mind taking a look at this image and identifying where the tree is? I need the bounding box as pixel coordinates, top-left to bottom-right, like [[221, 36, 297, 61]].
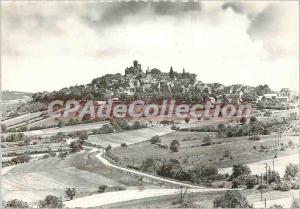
[[169, 66, 174, 79], [190, 165, 218, 183], [150, 135, 161, 145], [121, 143, 127, 148], [38, 195, 64, 208], [266, 171, 281, 184], [284, 163, 299, 181], [245, 175, 258, 189], [57, 120, 64, 128], [65, 187, 76, 200], [202, 135, 212, 146], [250, 116, 257, 123], [184, 117, 190, 123], [240, 117, 247, 124], [1, 124, 7, 132], [69, 140, 83, 152], [232, 164, 251, 179], [98, 185, 108, 193], [5, 199, 29, 208], [170, 140, 180, 152], [58, 151, 67, 160], [105, 144, 112, 152], [79, 131, 88, 140], [213, 190, 252, 208]]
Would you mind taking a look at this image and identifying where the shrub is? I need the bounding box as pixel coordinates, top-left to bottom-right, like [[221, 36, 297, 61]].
[[213, 190, 252, 208], [202, 135, 212, 146], [98, 185, 108, 193], [121, 143, 127, 148], [69, 140, 83, 152], [284, 163, 299, 181], [240, 117, 247, 124], [150, 135, 161, 145], [38, 195, 64, 208], [223, 150, 231, 158], [248, 136, 260, 141], [232, 177, 245, 188], [58, 151, 67, 160], [171, 125, 179, 131], [5, 199, 29, 208], [105, 144, 112, 152], [274, 182, 291, 191], [257, 183, 269, 190], [250, 116, 257, 123], [266, 171, 281, 184], [170, 140, 180, 152], [245, 175, 258, 189], [111, 186, 126, 191], [190, 165, 219, 183], [270, 204, 283, 208], [291, 182, 299, 190], [11, 155, 31, 164], [65, 187, 76, 200], [231, 164, 251, 179]]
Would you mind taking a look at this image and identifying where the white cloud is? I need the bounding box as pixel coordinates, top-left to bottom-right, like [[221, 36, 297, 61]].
[[1, 1, 298, 92]]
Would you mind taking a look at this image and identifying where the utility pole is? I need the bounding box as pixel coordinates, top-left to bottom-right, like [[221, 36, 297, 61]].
[[264, 198, 267, 209], [272, 158, 275, 171], [264, 163, 268, 184], [260, 173, 263, 201]]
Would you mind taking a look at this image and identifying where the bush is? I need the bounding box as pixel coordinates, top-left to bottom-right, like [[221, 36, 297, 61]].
[[257, 183, 269, 190], [38, 195, 64, 208], [171, 125, 179, 131], [170, 140, 180, 152], [121, 143, 127, 148], [248, 136, 260, 141], [223, 150, 232, 158], [69, 140, 83, 152], [190, 165, 219, 183], [274, 182, 291, 191], [213, 190, 252, 208], [111, 186, 126, 191], [202, 135, 212, 146], [284, 163, 299, 181], [11, 155, 31, 164], [270, 204, 283, 208], [245, 175, 258, 189], [231, 164, 251, 179], [5, 199, 29, 208], [250, 116, 257, 123], [240, 117, 247, 124], [266, 171, 281, 184], [65, 187, 76, 200], [150, 135, 161, 145], [98, 185, 108, 193]]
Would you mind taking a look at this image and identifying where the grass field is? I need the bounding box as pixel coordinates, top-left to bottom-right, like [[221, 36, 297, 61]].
[[111, 131, 299, 170], [2, 149, 158, 207], [86, 125, 175, 148]]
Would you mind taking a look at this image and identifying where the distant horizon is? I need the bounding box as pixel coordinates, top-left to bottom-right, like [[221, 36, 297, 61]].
[[2, 60, 298, 94]]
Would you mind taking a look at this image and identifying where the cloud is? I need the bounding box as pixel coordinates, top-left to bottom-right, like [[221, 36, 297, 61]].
[[221, 1, 299, 59], [1, 1, 298, 93]]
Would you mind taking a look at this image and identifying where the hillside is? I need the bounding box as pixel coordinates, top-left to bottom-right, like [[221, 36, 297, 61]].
[[2, 91, 33, 101], [31, 61, 274, 104]]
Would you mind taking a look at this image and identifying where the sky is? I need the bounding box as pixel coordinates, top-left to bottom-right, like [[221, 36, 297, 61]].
[[1, 1, 299, 93]]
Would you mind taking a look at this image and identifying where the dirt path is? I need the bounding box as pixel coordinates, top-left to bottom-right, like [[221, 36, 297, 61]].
[[64, 188, 229, 208], [94, 150, 203, 189]]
